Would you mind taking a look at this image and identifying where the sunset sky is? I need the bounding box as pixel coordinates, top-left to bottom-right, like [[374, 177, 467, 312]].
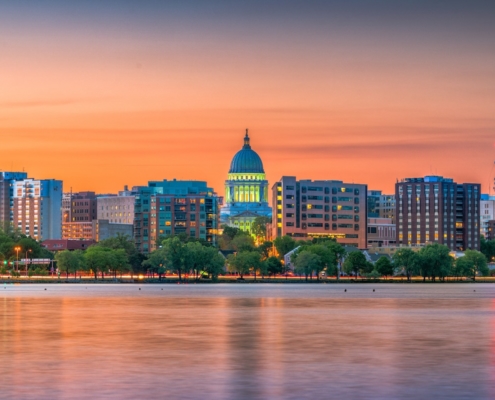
[[1, 1, 494, 195]]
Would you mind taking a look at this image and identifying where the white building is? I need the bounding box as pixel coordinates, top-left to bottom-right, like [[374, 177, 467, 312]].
[[97, 189, 135, 225], [480, 194, 495, 238], [13, 179, 62, 240]]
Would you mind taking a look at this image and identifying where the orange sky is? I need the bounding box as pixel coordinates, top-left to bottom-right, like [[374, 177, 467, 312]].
[[1, 1, 494, 195]]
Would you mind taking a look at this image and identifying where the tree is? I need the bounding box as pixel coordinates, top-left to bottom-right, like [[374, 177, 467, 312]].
[[265, 256, 283, 277], [480, 236, 495, 263], [324, 241, 346, 279], [418, 243, 453, 282], [55, 250, 84, 280], [231, 234, 256, 252], [375, 256, 394, 279], [227, 251, 259, 280], [142, 247, 167, 280], [183, 241, 206, 281], [392, 248, 418, 281], [251, 216, 271, 243], [219, 226, 246, 250], [294, 251, 321, 281], [258, 241, 273, 260], [84, 246, 109, 280], [343, 251, 367, 279], [293, 244, 336, 280], [457, 250, 489, 281], [97, 233, 143, 277], [202, 247, 225, 281], [110, 249, 130, 279], [161, 236, 187, 281], [273, 236, 297, 259]]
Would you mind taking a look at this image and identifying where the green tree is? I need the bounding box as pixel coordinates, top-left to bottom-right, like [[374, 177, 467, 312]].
[[142, 247, 167, 280], [55, 250, 84, 280], [265, 256, 283, 277], [457, 250, 489, 281], [343, 251, 367, 279], [273, 236, 297, 259], [258, 241, 273, 260], [251, 216, 271, 243], [202, 247, 225, 281], [231, 234, 256, 252], [110, 249, 130, 279], [161, 236, 187, 281], [323, 241, 346, 279], [294, 251, 321, 281], [392, 248, 418, 281], [480, 236, 495, 263], [227, 251, 259, 280], [418, 243, 453, 282], [294, 244, 336, 280], [375, 256, 394, 278], [84, 246, 110, 280]]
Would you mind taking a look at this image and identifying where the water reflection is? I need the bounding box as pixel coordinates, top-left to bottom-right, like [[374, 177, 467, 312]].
[[0, 284, 494, 399]]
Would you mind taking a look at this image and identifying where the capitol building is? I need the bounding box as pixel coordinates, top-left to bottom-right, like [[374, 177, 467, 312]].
[[220, 130, 272, 232]]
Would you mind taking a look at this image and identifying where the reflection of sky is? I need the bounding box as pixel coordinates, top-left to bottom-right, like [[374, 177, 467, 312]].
[[0, 1, 494, 193]]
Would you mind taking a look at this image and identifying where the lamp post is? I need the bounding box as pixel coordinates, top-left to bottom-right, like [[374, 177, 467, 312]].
[[14, 246, 21, 273], [25, 249, 32, 277]]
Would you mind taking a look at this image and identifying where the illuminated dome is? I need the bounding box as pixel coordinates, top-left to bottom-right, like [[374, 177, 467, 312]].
[[229, 130, 265, 174]]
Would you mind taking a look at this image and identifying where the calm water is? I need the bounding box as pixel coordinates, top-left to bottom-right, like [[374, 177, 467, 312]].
[[1, 283, 495, 399]]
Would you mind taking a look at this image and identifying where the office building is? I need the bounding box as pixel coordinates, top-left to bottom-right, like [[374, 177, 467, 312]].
[[272, 176, 367, 248], [134, 180, 219, 253], [367, 217, 396, 247], [0, 171, 28, 229], [480, 194, 495, 238], [395, 176, 480, 251], [367, 190, 396, 223], [13, 178, 62, 240], [62, 191, 97, 240]]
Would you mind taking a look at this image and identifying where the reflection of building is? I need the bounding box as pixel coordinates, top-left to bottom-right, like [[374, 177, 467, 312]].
[[480, 194, 495, 238], [134, 180, 219, 253], [272, 176, 367, 249], [220, 130, 272, 233], [0, 172, 28, 228], [395, 176, 480, 251], [13, 178, 62, 240], [367, 217, 396, 247]]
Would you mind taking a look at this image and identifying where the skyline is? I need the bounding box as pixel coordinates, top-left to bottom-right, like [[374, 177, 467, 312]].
[[1, 1, 495, 194]]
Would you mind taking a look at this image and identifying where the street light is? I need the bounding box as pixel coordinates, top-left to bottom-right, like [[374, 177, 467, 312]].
[[25, 249, 32, 277], [14, 246, 21, 273]]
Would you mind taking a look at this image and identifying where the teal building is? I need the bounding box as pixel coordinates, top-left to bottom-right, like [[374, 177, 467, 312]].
[[220, 130, 272, 232], [133, 180, 219, 253]]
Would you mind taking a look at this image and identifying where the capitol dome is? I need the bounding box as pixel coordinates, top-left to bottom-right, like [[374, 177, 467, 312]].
[[229, 130, 265, 174]]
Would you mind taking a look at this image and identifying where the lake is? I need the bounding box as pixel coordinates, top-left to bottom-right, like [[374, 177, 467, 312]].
[[1, 283, 494, 399]]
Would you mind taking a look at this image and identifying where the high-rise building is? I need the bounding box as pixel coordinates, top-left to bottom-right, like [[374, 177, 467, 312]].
[[272, 176, 367, 249], [367, 190, 396, 223], [480, 194, 495, 238], [220, 130, 272, 233], [0, 171, 28, 229], [61, 191, 97, 240], [134, 180, 219, 253], [395, 176, 480, 251], [13, 178, 62, 240], [97, 188, 135, 224]]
